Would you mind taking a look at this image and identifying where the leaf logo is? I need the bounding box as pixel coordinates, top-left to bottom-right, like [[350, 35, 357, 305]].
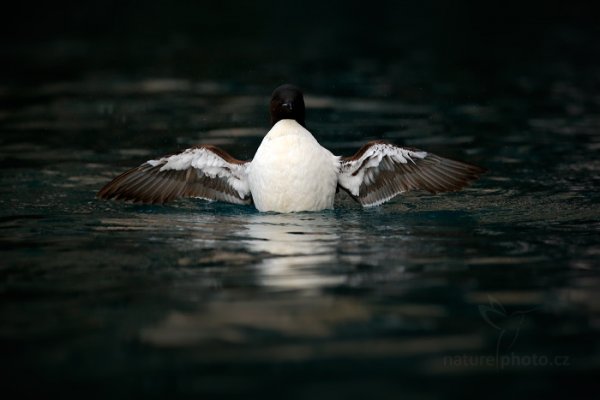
[[479, 295, 537, 366]]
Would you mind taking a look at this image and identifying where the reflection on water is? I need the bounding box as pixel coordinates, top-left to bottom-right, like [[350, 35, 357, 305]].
[[140, 296, 371, 348], [243, 213, 340, 256], [243, 213, 344, 290]]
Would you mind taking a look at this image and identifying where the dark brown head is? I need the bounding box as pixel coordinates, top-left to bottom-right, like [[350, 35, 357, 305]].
[[270, 84, 306, 127]]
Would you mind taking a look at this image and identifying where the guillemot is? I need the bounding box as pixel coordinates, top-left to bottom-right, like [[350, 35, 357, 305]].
[[98, 84, 486, 212]]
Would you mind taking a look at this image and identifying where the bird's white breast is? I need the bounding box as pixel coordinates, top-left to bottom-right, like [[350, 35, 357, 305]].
[[247, 120, 339, 212]]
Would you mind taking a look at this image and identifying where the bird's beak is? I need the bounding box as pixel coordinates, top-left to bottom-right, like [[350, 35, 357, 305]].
[[281, 102, 293, 111]]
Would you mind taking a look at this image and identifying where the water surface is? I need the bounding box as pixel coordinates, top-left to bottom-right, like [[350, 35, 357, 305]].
[[1, 2, 599, 398]]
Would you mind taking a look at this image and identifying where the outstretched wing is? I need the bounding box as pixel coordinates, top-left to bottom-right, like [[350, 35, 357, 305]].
[[97, 145, 252, 205], [338, 140, 486, 207]]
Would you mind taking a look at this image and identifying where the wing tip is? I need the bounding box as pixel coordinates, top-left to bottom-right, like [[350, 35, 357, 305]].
[[96, 178, 170, 205], [97, 192, 169, 205]]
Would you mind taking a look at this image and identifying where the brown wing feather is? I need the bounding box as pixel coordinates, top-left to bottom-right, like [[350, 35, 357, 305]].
[[340, 141, 486, 207], [97, 146, 251, 205]]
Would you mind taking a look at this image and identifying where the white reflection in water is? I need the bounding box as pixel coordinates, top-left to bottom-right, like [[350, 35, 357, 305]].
[[242, 213, 344, 290], [99, 210, 347, 290], [243, 213, 338, 255]]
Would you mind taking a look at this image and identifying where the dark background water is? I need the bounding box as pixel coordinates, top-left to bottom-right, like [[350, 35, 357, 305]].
[[1, 1, 599, 399]]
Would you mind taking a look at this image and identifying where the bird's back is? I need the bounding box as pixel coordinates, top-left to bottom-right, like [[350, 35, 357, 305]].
[[248, 120, 339, 212]]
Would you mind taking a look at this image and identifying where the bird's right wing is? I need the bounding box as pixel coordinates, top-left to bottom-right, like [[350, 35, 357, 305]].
[[338, 140, 486, 207], [97, 145, 252, 205]]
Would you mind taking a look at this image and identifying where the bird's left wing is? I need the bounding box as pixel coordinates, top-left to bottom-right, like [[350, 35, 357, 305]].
[[97, 145, 251, 205], [338, 140, 486, 207]]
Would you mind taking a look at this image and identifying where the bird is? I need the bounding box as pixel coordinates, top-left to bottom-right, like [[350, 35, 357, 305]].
[[97, 84, 486, 212]]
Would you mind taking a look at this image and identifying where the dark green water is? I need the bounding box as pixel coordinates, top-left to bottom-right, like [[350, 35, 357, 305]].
[[1, 2, 599, 398]]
